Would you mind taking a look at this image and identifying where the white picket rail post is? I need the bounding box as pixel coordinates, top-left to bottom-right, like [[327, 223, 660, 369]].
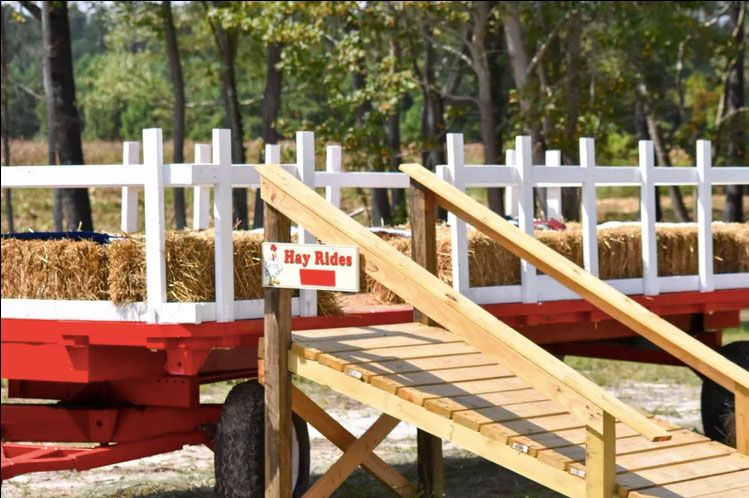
[[120, 141, 140, 233], [516, 136, 537, 303], [580, 137, 599, 278], [296, 131, 318, 317], [445, 133, 470, 295], [504, 149, 519, 217], [545, 150, 562, 220], [192, 143, 212, 230], [143, 129, 166, 322], [696, 140, 714, 292], [213, 129, 234, 322], [639, 141, 659, 296], [325, 145, 342, 208]]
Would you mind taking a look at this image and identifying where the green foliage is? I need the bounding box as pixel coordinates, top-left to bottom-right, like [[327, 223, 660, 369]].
[[2, 0, 744, 170]]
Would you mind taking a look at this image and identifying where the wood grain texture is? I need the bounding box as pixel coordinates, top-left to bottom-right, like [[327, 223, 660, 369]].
[[398, 163, 749, 394], [256, 164, 667, 441], [263, 201, 292, 498]]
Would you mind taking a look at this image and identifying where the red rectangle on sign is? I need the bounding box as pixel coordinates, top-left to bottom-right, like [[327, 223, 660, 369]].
[[299, 269, 336, 287]]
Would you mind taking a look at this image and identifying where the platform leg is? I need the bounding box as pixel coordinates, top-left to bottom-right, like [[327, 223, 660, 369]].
[[585, 413, 615, 498], [736, 384, 748, 455], [410, 179, 444, 497], [264, 202, 293, 498]]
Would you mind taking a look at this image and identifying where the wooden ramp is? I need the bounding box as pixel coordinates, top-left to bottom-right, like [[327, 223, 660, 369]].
[[256, 163, 749, 498], [288, 323, 749, 498]]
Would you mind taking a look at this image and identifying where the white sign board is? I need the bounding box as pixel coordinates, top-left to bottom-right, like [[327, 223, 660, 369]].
[[262, 242, 360, 292]]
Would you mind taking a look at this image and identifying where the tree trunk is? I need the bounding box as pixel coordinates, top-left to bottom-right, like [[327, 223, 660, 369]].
[[645, 113, 691, 222], [385, 104, 406, 223], [469, 1, 503, 214], [209, 10, 247, 229], [352, 68, 391, 227], [635, 100, 662, 221], [1, 5, 13, 232], [418, 21, 447, 221], [561, 9, 583, 221], [42, 2, 92, 231], [253, 42, 283, 229], [162, 0, 186, 229], [723, 1, 745, 222]]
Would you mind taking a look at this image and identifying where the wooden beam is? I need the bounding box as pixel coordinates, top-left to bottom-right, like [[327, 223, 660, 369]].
[[290, 353, 584, 498], [585, 412, 616, 497], [411, 178, 444, 498], [399, 163, 749, 394], [304, 414, 400, 498], [736, 384, 749, 455], [256, 165, 668, 441], [264, 202, 293, 498], [290, 386, 414, 497]]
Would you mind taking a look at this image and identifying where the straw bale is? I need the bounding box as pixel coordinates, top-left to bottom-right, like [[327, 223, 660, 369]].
[[1, 238, 108, 300], [106, 230, 342, 315], [366, 222, 749, 304]]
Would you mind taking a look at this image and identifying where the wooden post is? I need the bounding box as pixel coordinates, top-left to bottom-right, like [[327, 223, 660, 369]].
[[143, 129, 166, 323], [121, 141, 140, 233], [696, 140, 714, 292], [264, 201, 293, 498], [445, 133, 470, 296], [410, 178, 444, 497], [736, 384, 748, 455], [639, 141, 658, 296], [192, 143, 211, 230], [516, 136, 536, 303], [585, 412, 616, 497]]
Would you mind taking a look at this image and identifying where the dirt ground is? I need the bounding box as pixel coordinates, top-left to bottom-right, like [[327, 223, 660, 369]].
[[1, 371, 703, 498]]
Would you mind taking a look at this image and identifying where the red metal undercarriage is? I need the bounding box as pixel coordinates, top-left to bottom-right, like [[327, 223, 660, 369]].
[[2, 289, 747, 479]]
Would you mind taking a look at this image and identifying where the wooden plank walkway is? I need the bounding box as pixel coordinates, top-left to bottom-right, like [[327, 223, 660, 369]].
[[288, 323, 749, 498]]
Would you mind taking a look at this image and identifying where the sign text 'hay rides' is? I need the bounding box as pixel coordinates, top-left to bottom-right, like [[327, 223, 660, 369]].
[[261, 242, 360, 292]]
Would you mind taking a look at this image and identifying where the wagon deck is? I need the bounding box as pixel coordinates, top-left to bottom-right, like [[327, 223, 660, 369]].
[[283, 322, 749, 498]]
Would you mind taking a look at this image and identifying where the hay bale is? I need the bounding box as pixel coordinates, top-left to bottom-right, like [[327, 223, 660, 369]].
[[366, 222, 749, 304], [1, 238, 108, 300], [107, 230, 342, 315]]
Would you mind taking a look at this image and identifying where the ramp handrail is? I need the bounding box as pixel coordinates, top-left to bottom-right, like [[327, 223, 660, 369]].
[[256, 164, 669, 445], [400, 163, 749, 453]]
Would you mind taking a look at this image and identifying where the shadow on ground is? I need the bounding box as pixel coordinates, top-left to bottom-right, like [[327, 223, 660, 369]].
[[134, 454, 562, 498]]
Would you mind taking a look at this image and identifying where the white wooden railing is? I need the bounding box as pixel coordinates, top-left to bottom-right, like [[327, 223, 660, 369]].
[[1, 128, 747, 324]]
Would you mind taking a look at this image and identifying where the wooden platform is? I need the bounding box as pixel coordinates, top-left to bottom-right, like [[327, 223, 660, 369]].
[[288, 323, 749, 498]]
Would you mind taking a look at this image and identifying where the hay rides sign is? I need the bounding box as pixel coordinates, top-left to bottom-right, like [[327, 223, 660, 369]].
[[262, 243, 360, 292]]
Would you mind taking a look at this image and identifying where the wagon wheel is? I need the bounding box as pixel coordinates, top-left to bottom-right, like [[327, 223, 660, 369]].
[[700, 340, 749, 447], [215, 380, 311, 498]]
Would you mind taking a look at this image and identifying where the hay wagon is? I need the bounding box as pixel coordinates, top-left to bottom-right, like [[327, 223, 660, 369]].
[[1, 129, 747, 494]]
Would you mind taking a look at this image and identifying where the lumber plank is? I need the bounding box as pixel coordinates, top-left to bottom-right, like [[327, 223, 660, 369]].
[[290, 386, 414, 496], [736, 384, 748, 455], [258, 164, 668, 440], [509, 419, 680, 458], [289, 351, 585, 497], [396, 377, 530, 406], [424, 388, 549, 418], [626, 469, 749, 497], [398, 164, 749, 394], [586, 413, 616, 498], [317, 342, 479, 371], [292, 333, 463, 361], [343, 353, 496, 382], [616, 453, 749, 496], [370, 364, 514, 394], [688, 485, 749, 498], [536, 429, 707, 470], [480, 413, 586, 444], [570, 441, 734, 477], [452, 400, 568, 431], [292, 322, 446, 342], [304, 414, 400, 498], [263, 201, 293, 498]]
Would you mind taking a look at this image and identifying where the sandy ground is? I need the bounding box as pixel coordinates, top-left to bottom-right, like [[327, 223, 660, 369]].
[[1, 377, 702, 498]]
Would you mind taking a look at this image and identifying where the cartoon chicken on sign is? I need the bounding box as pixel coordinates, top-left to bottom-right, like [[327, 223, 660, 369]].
[[264, 244, 284, 286]]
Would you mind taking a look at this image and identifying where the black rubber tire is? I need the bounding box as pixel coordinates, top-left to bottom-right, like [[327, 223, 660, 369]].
[[214, 380, 311, 498], [701, 341, 749, 447]]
